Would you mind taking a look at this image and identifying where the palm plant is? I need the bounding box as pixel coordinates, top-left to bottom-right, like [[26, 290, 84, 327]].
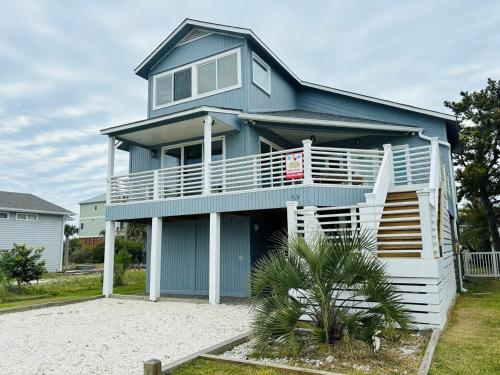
[[250, 230, 411, 355]]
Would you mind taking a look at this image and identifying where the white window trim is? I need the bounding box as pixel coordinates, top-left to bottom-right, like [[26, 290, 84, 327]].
[[259, 136, 283, 152], [0, 211, 9, 220], [152, 48, 242, 111], [160, 136, 226, 169], [252, 52, 271, 95], [16, 212, 38, 221]]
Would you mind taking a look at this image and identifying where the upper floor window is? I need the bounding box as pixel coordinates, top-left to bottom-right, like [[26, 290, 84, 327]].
[[16, 213, 38, 221], [252, 53, 271, 94], [152, 48, 241, 110], [80, 222, 84, 230], [0, 211, 8, 219]]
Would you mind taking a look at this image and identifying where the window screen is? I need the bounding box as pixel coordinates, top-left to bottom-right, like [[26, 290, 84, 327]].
[[173, 68, 192, 101], [217, 53, 238, 89], [156, 74, 173, 106], [197, 61, 216, 95]]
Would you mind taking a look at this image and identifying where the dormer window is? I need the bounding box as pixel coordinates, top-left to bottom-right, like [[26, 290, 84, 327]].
[[252, 53, 271, 94], [152, 48, 241, 110]]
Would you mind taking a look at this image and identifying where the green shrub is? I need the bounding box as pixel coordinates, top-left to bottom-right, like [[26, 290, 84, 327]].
[[0, 244, 46, 286], [114, 248, 132, 286], [69, 238, 83, 256], [251, 231, 410, 356], [88, 238, 143, 264], [0, 267, 11, 302], [69, 248, 92, 264]]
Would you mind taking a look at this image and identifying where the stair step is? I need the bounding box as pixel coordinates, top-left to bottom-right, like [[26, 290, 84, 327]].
[[378, 243, 423, 250], [383, 204, 419, 211], [378, 233, 422, 239], [380, 216, 420, 223], [380, 220, 420, 227], [378, 252, 421, 258], [381, 210, 420, 218], [386, 191, 418, 201], [378, 225, 421, 232]]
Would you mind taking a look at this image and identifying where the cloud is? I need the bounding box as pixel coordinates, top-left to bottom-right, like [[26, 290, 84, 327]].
[[0, 0, 499, 218]]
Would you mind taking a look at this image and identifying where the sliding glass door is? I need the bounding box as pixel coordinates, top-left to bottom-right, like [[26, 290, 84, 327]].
[[162, 137, 224, 196]]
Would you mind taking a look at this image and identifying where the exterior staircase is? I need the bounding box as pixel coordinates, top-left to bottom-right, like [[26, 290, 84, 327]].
[[377, 190, 422, 258]]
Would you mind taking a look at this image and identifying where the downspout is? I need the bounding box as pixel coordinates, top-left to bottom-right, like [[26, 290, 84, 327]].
[[418, 130, 466, 292]]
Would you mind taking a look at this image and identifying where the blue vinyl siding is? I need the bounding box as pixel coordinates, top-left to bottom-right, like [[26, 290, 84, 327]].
[[297, 88, 448, 140], [148, 33, 247, 118], [107, 185, 369, 221], [145, 216, 251, 297]]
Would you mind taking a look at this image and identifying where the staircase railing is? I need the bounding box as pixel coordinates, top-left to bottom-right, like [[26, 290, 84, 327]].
[[360, 144, 394, 234]]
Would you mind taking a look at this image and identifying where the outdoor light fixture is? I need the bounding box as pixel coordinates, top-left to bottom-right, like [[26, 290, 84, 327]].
[[309, 135, 316, 144], [355, 137, 361, 145], [150, 149, 158, 159]]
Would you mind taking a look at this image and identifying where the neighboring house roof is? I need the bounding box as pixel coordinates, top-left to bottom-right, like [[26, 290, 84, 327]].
[[0, 191, 73, 215], [135, 18, 456, 123], [79, 193, 106, 205]]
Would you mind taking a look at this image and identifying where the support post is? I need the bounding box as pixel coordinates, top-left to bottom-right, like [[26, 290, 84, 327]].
[[149, 217, 163, 301], [302, 139, 313, 185], [106, 136, 115, 205], [203, 115, 212, 195], [417, 190, 435, 259], [286, 201, 298, 238], [144, 359, 162, 375], [303, 206, 319, 247], [102, 220, 115, 297], [209, 212, 221, 304]]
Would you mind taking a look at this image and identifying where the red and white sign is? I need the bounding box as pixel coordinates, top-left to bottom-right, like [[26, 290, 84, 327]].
[[285, 152, 304, 179]]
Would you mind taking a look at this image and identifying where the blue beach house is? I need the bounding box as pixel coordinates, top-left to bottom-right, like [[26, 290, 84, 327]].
[[101, 19, 459, 329]]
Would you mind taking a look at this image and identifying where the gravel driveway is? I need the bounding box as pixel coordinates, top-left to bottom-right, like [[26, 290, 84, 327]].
[[0, 298, 252, 375]]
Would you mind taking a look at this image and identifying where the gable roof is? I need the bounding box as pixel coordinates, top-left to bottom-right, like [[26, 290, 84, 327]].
[[0, 191, 73, 215], [79, 193, 106, 205], [135, 19, 456, 123]]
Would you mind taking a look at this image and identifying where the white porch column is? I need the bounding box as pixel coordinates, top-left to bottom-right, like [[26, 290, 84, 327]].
[[149, 217, 163, 301], [203, 115, 212, 195], [302, 139, 313, 185], [209, 212, 221, 304], [106, 136, 115, 205], [286, 201, 298, 238], [102, 220, 115, 297]]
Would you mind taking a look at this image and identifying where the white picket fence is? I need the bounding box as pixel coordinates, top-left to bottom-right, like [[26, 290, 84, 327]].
[[463, 251, 500, 278]]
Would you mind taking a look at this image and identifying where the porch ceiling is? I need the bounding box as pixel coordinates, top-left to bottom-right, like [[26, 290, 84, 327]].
[[117, 116, 233, 147]]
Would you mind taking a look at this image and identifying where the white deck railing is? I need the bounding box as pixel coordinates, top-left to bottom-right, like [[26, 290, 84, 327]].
[[393, 145, 431, 186], [463, 251, 500, 278], [109, 143, 384, 204], [294, 200, 427, 258]]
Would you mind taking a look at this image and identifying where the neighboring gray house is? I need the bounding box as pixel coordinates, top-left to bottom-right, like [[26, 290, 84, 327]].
[[0, 191, 73, 272], [100, 19, 460, 329]]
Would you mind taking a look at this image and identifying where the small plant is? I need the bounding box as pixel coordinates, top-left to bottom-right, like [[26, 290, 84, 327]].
[[114, 248, 132, 286], [0, 267, 11, 303], [0, 244, 46, 286], [251, 231, 411, 356]]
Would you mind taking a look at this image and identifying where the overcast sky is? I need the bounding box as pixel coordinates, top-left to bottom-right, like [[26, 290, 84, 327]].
[[0, 0, 499, 219]]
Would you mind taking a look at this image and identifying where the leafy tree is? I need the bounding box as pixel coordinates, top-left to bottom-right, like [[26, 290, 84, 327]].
[[250, 232, 410, 355], [0, 244, 46, 286], [0, 267, 11, 302], [459, 198, 498, 252], [63, 224, 79, 268], [444, 79, 500, 252]]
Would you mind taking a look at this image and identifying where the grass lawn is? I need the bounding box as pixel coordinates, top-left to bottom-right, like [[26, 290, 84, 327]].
[[170, 358, 295, 375], [430, 278, 500, 375], [0, 269, 145, 310]]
